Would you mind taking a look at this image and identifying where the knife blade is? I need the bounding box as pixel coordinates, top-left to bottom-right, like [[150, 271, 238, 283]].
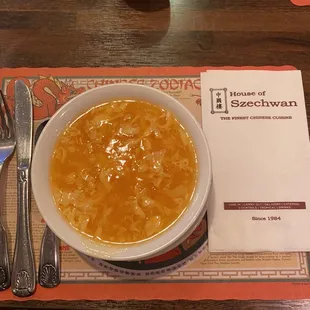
[[11, 80, 36, 297]]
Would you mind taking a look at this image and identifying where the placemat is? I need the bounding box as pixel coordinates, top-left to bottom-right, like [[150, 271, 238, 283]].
[[291, 0, 310, 5], [3, 65, 310, 301]]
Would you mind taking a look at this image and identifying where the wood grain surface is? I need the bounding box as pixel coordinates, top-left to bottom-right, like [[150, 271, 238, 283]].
[[1, 0, 310, 308]]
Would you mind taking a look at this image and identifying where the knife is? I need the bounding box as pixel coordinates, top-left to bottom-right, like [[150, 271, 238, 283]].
[[36, 120, 61, 288], [11, 80, 36, 297]]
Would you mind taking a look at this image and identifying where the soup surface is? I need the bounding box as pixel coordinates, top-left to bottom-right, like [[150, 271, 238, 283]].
[[50, 100, 197, 243]]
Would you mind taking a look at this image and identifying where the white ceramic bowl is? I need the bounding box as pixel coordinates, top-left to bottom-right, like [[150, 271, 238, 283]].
[[31, 84, 212, 261]]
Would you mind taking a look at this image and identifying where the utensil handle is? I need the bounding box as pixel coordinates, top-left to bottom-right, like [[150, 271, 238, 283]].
[[0, 223, 10, 291], [12, 169, 36, 297], [39, 226, 60, 288]]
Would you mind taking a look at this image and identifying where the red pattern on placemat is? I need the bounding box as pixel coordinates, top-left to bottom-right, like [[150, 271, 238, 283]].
[[0, 282, 309, 301]]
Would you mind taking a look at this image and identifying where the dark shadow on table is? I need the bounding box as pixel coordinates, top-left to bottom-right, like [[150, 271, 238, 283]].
[[124, 0, 170, 12], [122, 0, 171, 48]]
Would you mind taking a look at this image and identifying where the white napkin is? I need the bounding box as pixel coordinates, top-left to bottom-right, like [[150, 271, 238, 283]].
[[201, 70, 310, 252]]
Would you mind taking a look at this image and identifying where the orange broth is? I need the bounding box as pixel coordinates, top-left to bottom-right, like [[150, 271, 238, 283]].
[[50, 100, 197, 243]]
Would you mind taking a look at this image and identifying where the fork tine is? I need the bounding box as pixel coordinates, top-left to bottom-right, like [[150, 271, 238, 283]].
[[0, 90, 13, 138]]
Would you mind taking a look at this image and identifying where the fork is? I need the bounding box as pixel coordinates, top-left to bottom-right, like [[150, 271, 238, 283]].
[[0, 90, 16, 291]]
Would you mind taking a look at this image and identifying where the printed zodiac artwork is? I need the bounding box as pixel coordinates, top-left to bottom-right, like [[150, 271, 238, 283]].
[[4, 76, 85, 120]]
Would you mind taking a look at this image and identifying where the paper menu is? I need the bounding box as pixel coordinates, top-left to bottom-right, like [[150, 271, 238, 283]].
[[201, 70, 310, 252]]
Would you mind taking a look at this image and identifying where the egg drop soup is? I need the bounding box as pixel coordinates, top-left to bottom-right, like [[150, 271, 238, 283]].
[[50, 100, 198, 244]]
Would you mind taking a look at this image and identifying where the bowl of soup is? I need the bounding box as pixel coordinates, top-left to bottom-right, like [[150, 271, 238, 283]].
[[32, 84, 212, 261]]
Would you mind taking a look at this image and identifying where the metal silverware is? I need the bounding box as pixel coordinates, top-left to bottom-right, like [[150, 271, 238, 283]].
[[37, 120, 61, 288], [11, 80, 36, 297], [38, 226, 60, 288], [0, 90, 16, 291]]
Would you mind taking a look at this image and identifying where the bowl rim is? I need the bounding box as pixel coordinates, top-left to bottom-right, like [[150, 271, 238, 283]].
[[31, 83, 212, 261]]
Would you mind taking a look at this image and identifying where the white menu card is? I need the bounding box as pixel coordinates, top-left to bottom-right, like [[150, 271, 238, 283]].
[[201, 70, 310, 252]]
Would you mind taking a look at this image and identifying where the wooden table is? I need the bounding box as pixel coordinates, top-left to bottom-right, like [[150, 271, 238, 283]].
[[1, 0, 310, 308]]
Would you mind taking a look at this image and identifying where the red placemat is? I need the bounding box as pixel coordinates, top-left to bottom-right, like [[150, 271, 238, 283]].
[[291, 0, 310, 5], [2, 65, 309, 301]]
